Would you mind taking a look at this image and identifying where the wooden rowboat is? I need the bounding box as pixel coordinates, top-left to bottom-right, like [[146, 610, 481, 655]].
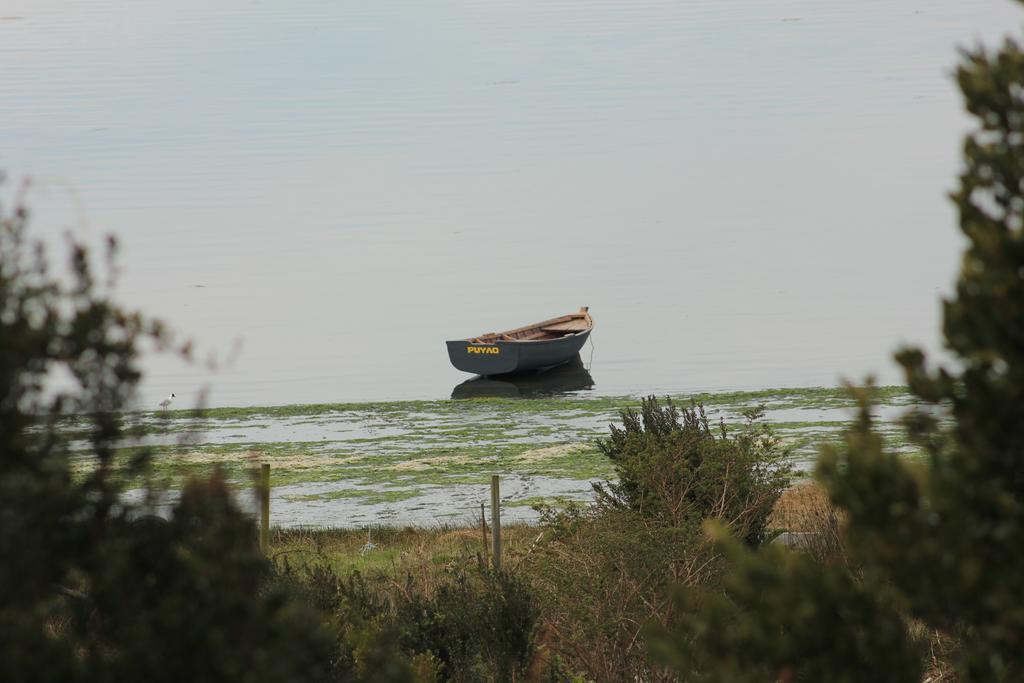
[[446, 307, 594, 376]]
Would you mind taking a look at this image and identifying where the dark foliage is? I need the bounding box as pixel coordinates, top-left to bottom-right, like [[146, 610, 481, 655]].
[[278, 560, 554, 682], [650, 520, 922, 683], [821, 27, 1024, 679], [0, 183, 394, 683], [651, 6, 1024, 680], [396, 570, 538, 681], [596, 397, 790, 544]]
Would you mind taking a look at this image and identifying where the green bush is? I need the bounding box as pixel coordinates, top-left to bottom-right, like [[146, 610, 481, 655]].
[[596, 398, 791, 544], [526, 398, 791, 682]]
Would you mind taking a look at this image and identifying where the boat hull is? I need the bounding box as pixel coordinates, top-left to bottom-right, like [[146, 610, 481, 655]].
[[446, 330, 591, 376]]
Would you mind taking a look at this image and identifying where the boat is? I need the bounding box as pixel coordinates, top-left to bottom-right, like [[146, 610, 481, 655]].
[[446, 307, 593, 376]]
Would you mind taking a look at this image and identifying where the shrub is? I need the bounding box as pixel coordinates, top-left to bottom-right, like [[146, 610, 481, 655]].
[[277, 557, 555, 682], [526, 398, 791, 682], [596, 398, 791, 544], [528, 506, 700, 682], [396, 570, 538, 681]]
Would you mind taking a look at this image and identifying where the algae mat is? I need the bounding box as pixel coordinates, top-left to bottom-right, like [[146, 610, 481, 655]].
[[71, 387, 925, 527]]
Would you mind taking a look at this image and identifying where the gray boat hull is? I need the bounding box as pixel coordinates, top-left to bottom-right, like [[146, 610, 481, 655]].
[[446, 330, 591, 376]]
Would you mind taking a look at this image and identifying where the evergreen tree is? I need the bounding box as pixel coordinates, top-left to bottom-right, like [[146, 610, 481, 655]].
[[652, 5, 1024, 680]]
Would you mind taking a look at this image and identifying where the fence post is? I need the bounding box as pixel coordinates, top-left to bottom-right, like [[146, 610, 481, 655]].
[[259, 463, 270, 553], [480, 501, 489, 568], [490, 475, 501, 571]]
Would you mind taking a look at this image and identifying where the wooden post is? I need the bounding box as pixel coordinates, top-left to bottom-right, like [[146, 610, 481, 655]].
[[490, 475, 502, 571], [480, 501, 489, 568], [259, 463, 270, 553]]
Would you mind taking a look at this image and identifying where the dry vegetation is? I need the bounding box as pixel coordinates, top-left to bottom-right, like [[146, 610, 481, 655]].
[[272, 478, 964, 683], [270, 523, 545, 580], [275, 482, 837, 585], [769, 480, 847, 565]]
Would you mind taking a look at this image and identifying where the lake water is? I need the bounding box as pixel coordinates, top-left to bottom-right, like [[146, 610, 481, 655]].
[[3, 0, 1019, 408]]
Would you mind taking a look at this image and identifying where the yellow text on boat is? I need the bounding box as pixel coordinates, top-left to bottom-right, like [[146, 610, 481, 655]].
[[467, 346, 500, 355]]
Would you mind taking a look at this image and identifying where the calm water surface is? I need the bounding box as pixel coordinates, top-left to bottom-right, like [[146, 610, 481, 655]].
[[3, 1, 1019, 408]]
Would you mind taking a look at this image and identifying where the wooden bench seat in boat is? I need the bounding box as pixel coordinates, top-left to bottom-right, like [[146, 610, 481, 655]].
[[541, 319, 590, 334]]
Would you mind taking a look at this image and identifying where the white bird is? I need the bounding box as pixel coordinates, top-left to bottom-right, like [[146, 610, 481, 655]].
[[159, 393, 175, 410], [359, 528, 376, 556]]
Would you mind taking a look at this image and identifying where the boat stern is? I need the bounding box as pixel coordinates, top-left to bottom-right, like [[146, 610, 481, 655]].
[[446, 340, 520, 375]]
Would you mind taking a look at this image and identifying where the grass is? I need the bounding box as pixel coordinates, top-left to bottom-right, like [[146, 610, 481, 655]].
[[769, 481, 840, 533], [269, 523, 544, 577], [268, 480, 845, 578]]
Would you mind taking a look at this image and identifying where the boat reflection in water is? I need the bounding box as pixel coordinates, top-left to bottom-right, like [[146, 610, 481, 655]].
[[451, 355, 594, 399]]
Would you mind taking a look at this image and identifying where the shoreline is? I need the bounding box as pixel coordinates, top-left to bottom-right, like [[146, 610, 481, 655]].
[[138, 384, 912, 420]]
